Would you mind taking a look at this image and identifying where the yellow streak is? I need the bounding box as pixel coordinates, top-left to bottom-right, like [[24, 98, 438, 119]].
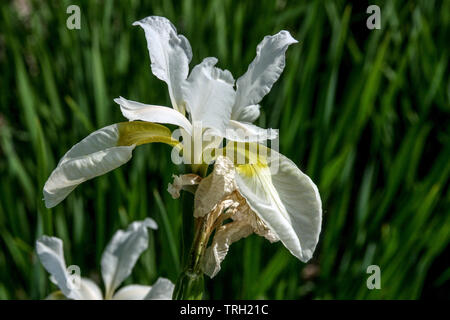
[[117, 121, 181, 149], [236, 160, 268, 177]]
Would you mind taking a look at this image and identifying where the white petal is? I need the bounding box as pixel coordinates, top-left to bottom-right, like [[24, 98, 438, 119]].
[[234, 151, 322, 262], [133, 16, 192, 112], [101, 218, 157, 298], [114, 96, 193, 135], [112, 285, 152, 300], [143, 278, 175, 300], [78, 278, 103, 300], [43, 124, 134, 208], [234, 104, 260, 123], [232, 31, 297, 122], [182, 57, 236, 136], [202, 220, 253, 278], [36, 236, 80, 300], [225, 120, 278, 142]]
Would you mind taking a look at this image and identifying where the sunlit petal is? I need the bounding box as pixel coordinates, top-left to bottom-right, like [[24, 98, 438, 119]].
[[114, 96, 193, 135], [233, 104, 260, 123], [232, 31, 297, 122], [235, 151, 322, 262], [202, 220, 253, 278], [183, 57, 236, 136], [133, 16, 192, 112], [43, 122, 178, 208], [43, 124, 134, 208], [225, 120, 278, 142]]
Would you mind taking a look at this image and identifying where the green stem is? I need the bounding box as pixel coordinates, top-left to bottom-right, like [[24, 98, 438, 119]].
[[173, 201, 208, 300], [172, 165, 209, 300]]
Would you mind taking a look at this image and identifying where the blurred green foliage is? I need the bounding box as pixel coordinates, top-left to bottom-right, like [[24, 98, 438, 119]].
[[0, 0, 449, 299]]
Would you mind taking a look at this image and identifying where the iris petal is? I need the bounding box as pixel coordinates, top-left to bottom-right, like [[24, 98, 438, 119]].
[[114, 96, 193, 135], [101, 218, 158, 299], [182, 57, 236, 137], [235, 150, 322, 262], [43, 122, 177, 208], [133, 16, 192, 112], [232, 31, 297, 122]]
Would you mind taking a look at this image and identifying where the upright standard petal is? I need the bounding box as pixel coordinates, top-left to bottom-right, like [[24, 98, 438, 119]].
[[234, 151, 322, 262], [182, 57, 236, 136], [101, 218, 158, 299], [114, 96, 193, 135], [143, 278, 175, 300], [232, 31, 298, 122], [36, 236, 80, 300], [133, 16, 192, 112]]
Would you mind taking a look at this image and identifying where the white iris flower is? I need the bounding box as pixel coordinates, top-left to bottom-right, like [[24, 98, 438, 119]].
[[41, 15, 322, 278], [36, 218, 174, 300], [172, 154, 322, 278], [43, 15, 299, 208]]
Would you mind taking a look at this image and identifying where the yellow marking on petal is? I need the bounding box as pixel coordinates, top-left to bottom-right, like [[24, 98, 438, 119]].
[[214, 141, 271, 167], [236, 159, 269, 177], [117, 121, 181, 148], [236, 157, 290, 223]]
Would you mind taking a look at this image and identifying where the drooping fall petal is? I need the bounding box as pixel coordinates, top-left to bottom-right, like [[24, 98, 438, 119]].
[[43, 124, 134, 208], [235, 150, 322, 262], [43, 122, 177, 208], [196, 156, 278, 278]]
